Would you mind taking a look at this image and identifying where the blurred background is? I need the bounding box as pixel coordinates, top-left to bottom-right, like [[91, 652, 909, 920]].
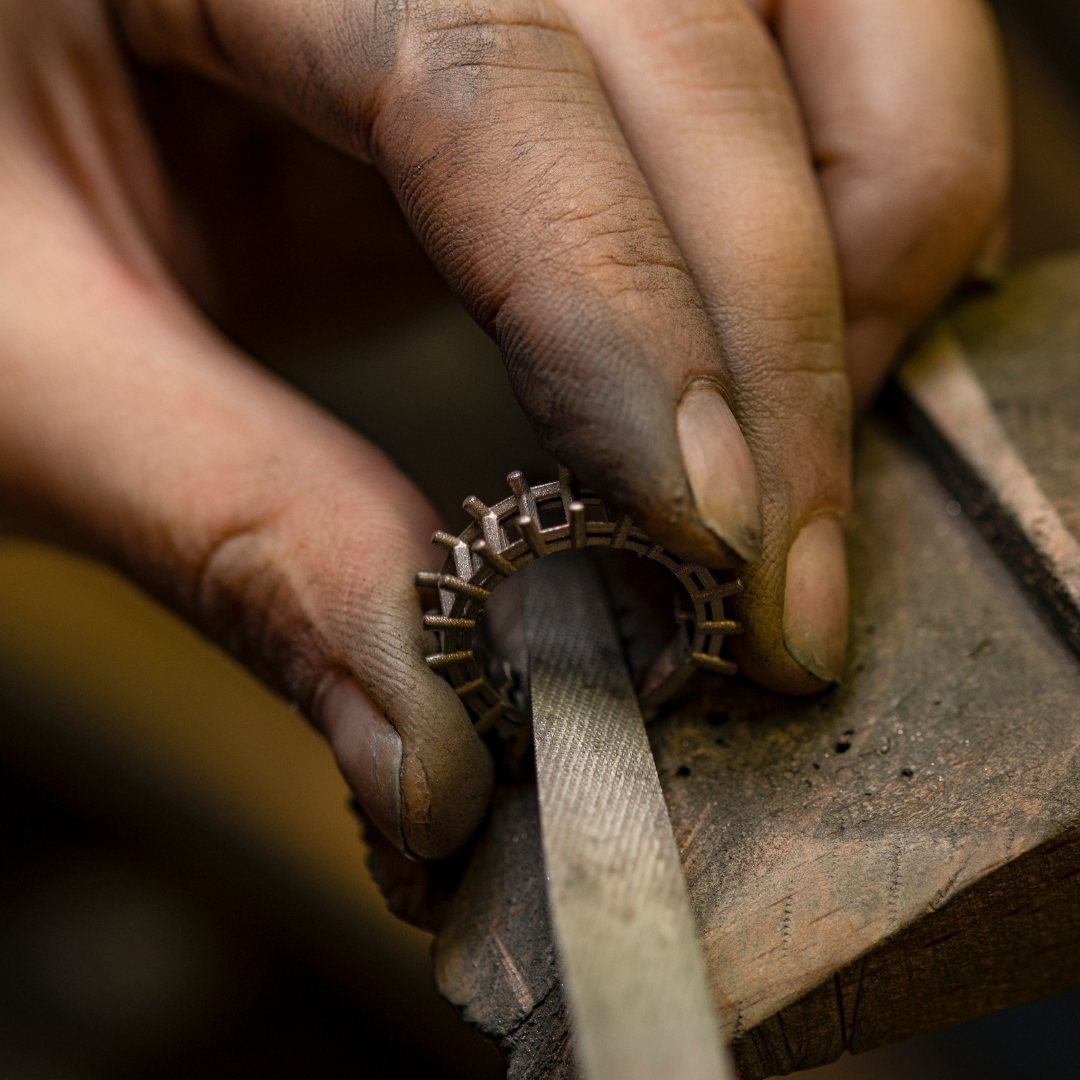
[[3, 1, 1080, 1077]]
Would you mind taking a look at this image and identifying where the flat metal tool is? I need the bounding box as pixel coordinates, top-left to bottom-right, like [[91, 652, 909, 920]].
[[524, 551, 733, 1080], [418, 468, 742, 1079]]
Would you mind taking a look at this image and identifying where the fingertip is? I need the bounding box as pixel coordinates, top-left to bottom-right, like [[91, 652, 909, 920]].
[[320, 671, 494, 860], [782, 514, 849, 685], [727, 625, 834, 697], [400, 737, 494, 860], [676, 381, 763, 564], [321, 675, 405, 851], [396, 666, 495, 860], [726, 513, 848, 696]]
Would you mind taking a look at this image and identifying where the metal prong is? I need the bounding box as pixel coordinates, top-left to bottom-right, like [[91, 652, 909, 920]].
[[610, 512, 632, 549], [508, 470, 539, 521], [473, 539, 515, 577], [518, 515, 550, 558], [425, 650, 475, 670], [569, 501, 587, 549], [423, 614, 478, 630], [692, 652, 738, 676], [557, 464, 577, 520], [465, 495, 505, 550], [697, 580, 743, 602], [415, 571, 441, 589], [439, 574, 490, 601], [454, 677, 487, 697], [507, 470, 530, 498], [462, 495, 491, 521], [474, 700, 505, 735], [696, 619, 743, 634], [432, 530, 463, 551]]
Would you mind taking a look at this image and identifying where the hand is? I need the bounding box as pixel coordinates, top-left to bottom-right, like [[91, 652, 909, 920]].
[[747, 0, 1010, 411], [0, 0, 1007, 861]]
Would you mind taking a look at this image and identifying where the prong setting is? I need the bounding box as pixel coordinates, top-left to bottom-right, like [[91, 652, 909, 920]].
[[419, 467, 743, 727]]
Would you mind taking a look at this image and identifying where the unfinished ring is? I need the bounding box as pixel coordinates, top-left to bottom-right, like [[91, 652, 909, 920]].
[[416, 466, 743, 733]]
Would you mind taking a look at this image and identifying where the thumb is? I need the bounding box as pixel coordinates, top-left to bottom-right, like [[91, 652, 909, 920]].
[[194, 465, 496, 859], [0, 100, 493, 856]]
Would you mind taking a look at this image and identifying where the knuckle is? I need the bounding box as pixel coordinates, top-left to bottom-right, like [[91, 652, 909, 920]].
[[846, 143, 1008, 320], [918, 140, 1007, 224], [382, 0, 581, 100], [370, 0, 599, 226], [370, 5, 703, 336], [629, 0, 788, 101]]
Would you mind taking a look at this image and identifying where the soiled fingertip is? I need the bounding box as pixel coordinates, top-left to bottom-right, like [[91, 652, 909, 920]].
[[321, 676, 405, 851], [399, 736, 494, 861], [677, 383, 763, 564], [782, 514, 849, 685], [320, 672, 494, 860]]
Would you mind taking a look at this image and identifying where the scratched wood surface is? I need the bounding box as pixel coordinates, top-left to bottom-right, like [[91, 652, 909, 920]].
[[952, 253, 1080, 539], [893, 252, 1080, 660], [433, 258, 1080, 1077]]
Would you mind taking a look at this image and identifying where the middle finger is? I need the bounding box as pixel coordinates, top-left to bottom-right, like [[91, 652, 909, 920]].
[[561, 0, 851, 692]]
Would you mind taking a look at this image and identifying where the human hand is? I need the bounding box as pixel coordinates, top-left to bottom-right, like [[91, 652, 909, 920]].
[[744, 0, 1010, 412], [0, 0, 1007, 861]]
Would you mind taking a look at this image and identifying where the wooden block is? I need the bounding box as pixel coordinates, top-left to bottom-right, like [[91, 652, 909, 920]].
[[892, 252, 1080, 661], [435, 405, 1080, 1075]]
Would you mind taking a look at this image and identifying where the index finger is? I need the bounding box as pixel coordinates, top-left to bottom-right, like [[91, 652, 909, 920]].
[[117, 0, 763, 569], [557, 0, 852, 691]]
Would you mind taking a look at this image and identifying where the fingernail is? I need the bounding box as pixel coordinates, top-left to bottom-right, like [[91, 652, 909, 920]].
[[320, 677, 404, 850], [677, 383, 762, 563], [783, 515, 849, 684]]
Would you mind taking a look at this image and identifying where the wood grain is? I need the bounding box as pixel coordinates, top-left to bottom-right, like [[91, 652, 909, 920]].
[[435, 307, 1080, 1075], [892, 253, 1080, 661]]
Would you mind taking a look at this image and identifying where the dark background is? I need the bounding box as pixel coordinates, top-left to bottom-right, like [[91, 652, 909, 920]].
[[2, 2, 1080, 1077]]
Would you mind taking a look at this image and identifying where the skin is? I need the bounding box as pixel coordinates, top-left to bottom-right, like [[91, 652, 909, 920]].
[[0, 0, 1008, 860]]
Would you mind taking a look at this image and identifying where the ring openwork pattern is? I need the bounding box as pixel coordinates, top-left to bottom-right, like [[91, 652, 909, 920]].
[[416, 466, 743, 732]]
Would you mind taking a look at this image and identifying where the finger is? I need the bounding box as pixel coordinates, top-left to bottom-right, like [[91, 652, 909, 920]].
[[116, 0, 764, 570], [768, 0, 1010, 409], [558, 0, 851, 691], [0, 8, 491, 857]]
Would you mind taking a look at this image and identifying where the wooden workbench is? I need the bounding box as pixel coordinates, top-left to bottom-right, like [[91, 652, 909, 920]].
[[430, 255, 1080, 1078]]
